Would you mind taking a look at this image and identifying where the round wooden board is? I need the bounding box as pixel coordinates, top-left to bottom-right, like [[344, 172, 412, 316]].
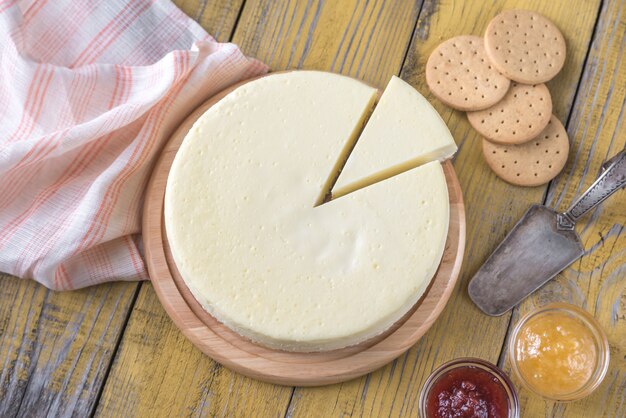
[[142, 73, 466, 386]]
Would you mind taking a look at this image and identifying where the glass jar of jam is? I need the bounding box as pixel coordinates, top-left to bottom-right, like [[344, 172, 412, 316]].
[[508, 303, 610, 401], [419, 358, 519, 418]]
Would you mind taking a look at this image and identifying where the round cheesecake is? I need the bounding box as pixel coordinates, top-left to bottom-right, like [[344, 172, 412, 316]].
[[164, 71, 452, 351]]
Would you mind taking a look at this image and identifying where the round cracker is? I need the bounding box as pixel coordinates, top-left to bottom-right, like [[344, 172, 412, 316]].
[[482, 115, 569, 186], [426, 35, 511, 111], [485, 9, 566, 84], [467, 82, 552, 144]]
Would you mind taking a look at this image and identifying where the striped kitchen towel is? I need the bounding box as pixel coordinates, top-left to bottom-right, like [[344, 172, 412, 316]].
[[0, 0, 268, 290]]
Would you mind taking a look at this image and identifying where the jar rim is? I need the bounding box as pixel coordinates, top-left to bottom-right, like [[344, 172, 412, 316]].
[[418, 357, 520, 418], [508, 302, 610, 401]]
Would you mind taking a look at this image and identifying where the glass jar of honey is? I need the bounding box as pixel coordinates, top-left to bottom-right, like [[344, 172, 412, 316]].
[[508, 303, 610, 401]]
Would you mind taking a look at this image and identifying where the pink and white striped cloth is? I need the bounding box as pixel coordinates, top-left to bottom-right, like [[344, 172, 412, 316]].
[[0, 0, 268, 290]]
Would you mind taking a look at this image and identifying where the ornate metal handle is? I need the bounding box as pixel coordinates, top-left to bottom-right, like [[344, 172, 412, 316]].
[[557, 148, 626, 230]]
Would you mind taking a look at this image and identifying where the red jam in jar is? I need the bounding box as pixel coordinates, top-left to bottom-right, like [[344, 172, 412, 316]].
[[427, 366, 509, 417], [420, 358, 519, 418]]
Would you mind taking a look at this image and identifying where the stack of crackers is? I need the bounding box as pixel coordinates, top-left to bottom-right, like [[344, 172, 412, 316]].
[[426, 10, 569, 187]]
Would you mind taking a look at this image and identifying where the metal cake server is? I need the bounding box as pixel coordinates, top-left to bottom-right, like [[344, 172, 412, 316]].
[[469, 148, 626, 316]]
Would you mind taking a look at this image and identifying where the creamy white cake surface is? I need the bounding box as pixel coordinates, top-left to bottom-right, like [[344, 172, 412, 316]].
[[333, 76, 457, 198], [164, 71, 451, 351]]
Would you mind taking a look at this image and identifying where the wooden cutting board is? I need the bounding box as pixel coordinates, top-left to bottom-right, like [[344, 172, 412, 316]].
[[142, 73, 466, 386]]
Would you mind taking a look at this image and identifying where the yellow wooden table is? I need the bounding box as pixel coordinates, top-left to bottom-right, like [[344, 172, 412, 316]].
[[0, 1, 624, 416]]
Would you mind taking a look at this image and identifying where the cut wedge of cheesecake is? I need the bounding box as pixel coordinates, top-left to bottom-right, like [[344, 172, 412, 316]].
[[165, 71, 452, 352], [332, 76, 457, 198]]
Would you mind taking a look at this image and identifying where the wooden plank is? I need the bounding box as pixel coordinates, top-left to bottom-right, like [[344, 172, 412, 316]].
[[94, 282, 294, 417], [232, 0, 423, 87], [284, 0, 602, 416], [94, 0, 425, 416], [502, 0, 626, 415], [0, 275, 137, 418], [0, 277, 46, 417], [173, 0, 245, 42], [0, 2, 240, 417]]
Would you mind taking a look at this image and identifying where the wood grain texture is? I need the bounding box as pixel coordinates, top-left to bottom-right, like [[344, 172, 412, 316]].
[[285, 0, 603, 417], [0, 276, 137, 418], [502, 0, 626, 415], [138, 75, 464, 385], [232, 0, 424, 87], [172, 0, 244, 42], [94, 281, 294, 418]]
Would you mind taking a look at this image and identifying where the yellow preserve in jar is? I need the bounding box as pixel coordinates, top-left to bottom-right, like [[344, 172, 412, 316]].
[[515, 313, 595, 394], [509, 303, 610, 401]]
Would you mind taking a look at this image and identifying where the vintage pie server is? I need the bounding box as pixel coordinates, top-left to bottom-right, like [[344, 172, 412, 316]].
[[469, 148, 626, 316]]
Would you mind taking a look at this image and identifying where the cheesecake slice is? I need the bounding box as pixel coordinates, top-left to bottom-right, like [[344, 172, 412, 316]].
[[332, 76, 457, 198]]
